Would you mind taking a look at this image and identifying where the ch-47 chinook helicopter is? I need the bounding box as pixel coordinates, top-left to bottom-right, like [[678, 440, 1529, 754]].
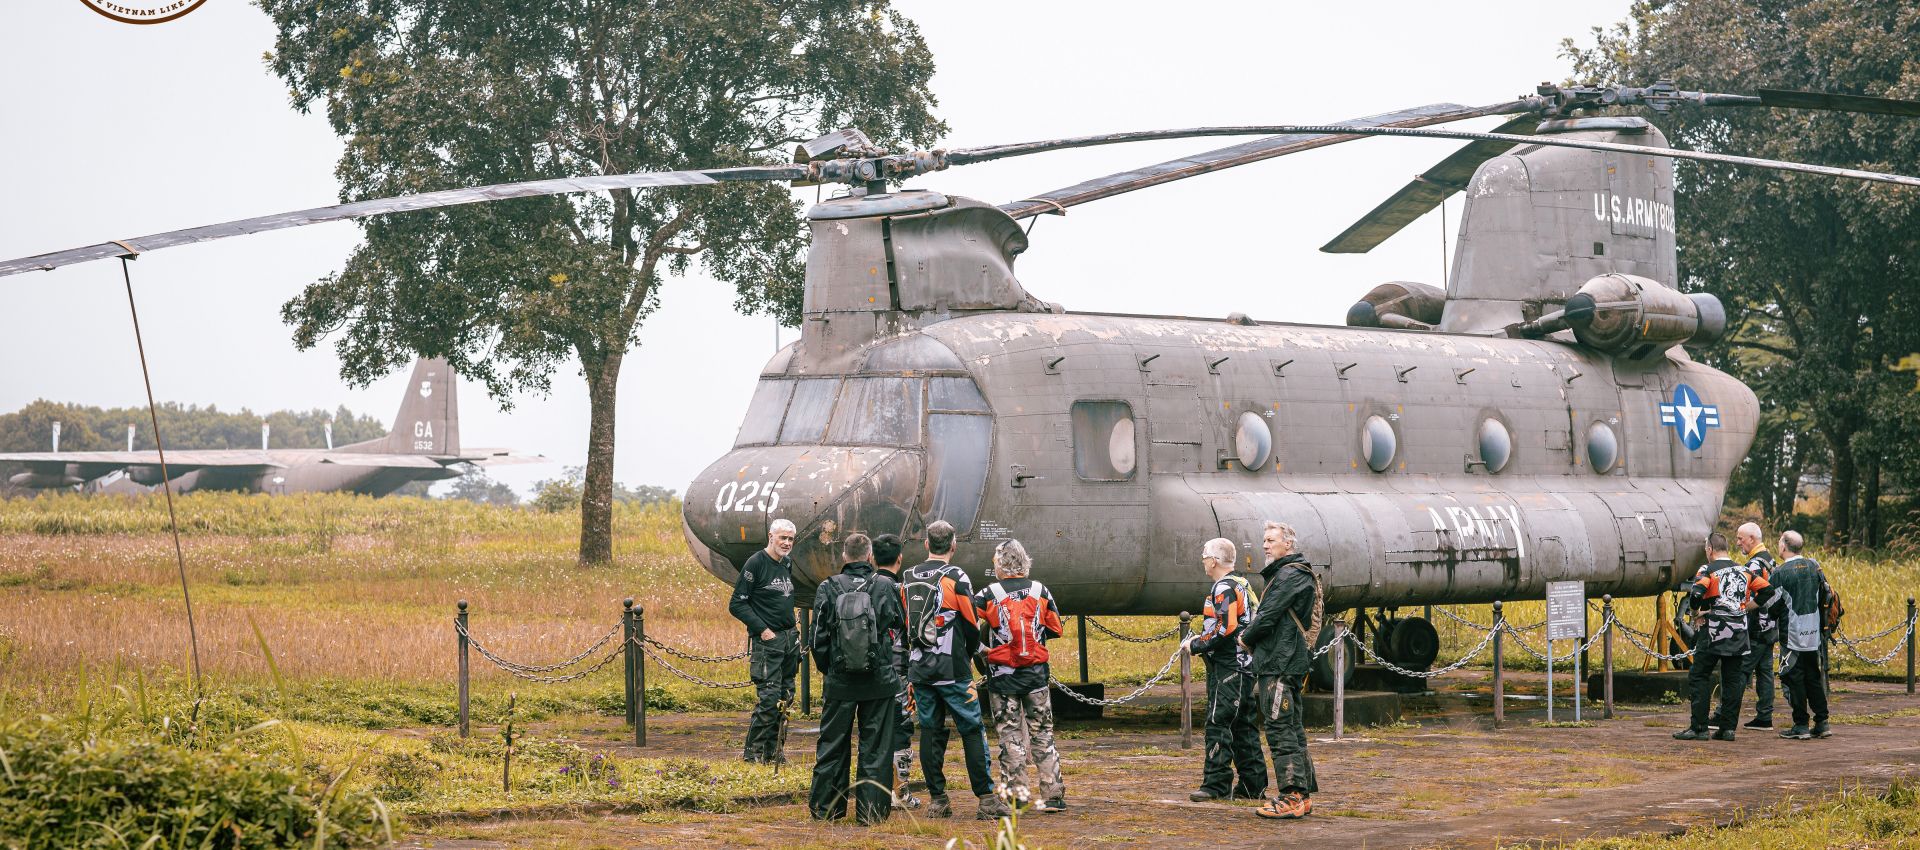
[[7, 80, 1919, 672]]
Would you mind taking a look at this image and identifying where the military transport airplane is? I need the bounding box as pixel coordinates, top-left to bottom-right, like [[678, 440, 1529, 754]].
[[1, 358, 536, 496]]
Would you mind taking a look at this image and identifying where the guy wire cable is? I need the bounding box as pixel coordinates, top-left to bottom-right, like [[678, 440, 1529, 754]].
[[119, 255, 204, 695]]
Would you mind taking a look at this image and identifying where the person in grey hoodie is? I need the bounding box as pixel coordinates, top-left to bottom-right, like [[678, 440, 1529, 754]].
[[1237, 521, 1319, 820]]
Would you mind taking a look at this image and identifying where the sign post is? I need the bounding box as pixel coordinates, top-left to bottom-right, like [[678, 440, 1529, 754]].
[[1546, 581, 1585, 724]]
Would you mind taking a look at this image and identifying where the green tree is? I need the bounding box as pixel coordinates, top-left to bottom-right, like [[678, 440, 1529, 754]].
[[447, 468, 522, 506], [258, 0, 944, 563], [1565, 0, 1920, 548]]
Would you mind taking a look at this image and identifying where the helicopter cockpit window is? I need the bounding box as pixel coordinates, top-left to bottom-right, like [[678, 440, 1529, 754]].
[[929, 377, 989, 412], [828, 377, 923, 445], [780, 378, 840, 444], [734, 380, 794, 447], [925, 413, 991, 533], [1071, 401, 1136, 481]]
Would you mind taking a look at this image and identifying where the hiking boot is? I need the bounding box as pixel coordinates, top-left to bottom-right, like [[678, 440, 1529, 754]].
[[1189, 789, 1227, 802], [1672, 728, 1710, 741], [1231, 787, 1266, 800], [1812, 721, 1832, 739], [1256, 792, 1311, 820], [894, 789, 922, 810], [1780, 725, 1813, 740], [1710, 729, 1736, 741], [1742, 717, 1772, 730], [976, 793, 1013, 820], [1035, 798, 1067, 814], [926, 795, 952, 818]]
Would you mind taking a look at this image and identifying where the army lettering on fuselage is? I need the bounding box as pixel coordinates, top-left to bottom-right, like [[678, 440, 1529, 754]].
[[1426, 504, 1526, 558], [714, 479, 784, 514], [1591, 192, 1675, 235]]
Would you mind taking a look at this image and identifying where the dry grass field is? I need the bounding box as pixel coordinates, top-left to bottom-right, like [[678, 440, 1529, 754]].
[[1, 491, 1915, 844]]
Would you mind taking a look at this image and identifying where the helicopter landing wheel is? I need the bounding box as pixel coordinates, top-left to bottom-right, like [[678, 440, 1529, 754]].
[[1308, 610, 1355, 691]]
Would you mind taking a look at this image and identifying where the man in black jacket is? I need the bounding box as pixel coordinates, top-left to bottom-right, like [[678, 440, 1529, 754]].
[[1238, 521, 1318, 820], [809, 533, 906, 824], [729, 518, 799, 764], [1675, 532, 1762, 741], [1184, 537, 1268, 803], [1769, 530, 1833, 740]]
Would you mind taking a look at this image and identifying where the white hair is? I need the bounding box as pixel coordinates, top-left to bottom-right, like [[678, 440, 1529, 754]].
[[768, 518, 797, 536], [1780, 529, 1804, 555], [1263, 521, 1296, 549], [1737, 521, 1763, 541], [994, 538, 1032, 577], [1203, 537, 1236, 565]]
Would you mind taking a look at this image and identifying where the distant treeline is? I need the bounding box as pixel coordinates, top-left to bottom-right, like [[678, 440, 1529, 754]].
[[0, 400, 388, 453]]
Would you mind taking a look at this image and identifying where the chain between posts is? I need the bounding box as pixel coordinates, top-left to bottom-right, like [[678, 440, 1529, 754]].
[[1050, 645, 1186, 706], [1613, 617, 1696, 661], [641, 636, 752, 664], [1343, 619, 1505, 678], [638, 640, 756, 689], [1084, 617, 1181, 643], [454, 619, 626, 679], [1832, 612, 1918, 666]]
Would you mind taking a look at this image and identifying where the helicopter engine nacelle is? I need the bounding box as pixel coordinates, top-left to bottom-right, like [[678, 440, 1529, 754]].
[[1346, 281, 1445, 330], [9, 469, 82, 488], [1519, 273, 1725, 359]]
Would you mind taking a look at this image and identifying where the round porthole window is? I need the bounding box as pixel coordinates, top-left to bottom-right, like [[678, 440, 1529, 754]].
[[1235, 411, 1273, 470], [1108, 417, 1136, 477], [1478, 419, 1513, 473], [1587, 422, 1619, 473], [1362, 415, 1397, 472]]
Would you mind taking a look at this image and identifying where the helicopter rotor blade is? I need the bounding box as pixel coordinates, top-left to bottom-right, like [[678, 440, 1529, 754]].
[[0, 163, 808, 278], [996, 99, 1538, 220], [1757, 88, 1920, 118], [1321, 114, 1540, 254]]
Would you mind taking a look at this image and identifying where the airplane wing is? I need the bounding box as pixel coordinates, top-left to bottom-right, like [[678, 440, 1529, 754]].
[[318, 454, 454, 469], [0, 450, 284, 476], [453, 448, 550, 467]]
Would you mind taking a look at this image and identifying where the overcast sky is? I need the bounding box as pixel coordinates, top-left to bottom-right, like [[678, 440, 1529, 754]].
[[0, 0, 1635, 496]]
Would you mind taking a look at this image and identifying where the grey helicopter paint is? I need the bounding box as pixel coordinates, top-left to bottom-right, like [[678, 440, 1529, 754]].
[[0, 358, 536, 496], [4, 80, 1914, 667], [680, 113, 1754, 628]]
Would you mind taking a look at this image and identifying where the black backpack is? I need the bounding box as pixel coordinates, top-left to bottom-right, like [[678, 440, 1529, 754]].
[[903, 566, 945, 649], [829, 574, 881, 674]]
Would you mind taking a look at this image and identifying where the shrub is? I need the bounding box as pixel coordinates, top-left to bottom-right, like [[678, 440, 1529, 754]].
[[0, 715, 389, 849]]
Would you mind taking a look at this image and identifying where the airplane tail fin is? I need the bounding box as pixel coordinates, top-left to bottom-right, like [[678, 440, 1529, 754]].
[[363, 358, 461, 456]]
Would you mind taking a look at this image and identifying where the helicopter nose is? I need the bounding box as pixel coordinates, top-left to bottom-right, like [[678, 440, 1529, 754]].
[[683, 445, 924, 592]]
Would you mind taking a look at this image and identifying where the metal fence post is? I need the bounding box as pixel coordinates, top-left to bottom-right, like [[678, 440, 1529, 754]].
[[623, 598, 636, 728], [1333, 620, 1346, 741], [634, 602, 647, 747], [799, 606, 812, 717], [456, 599, 470, 739], [1908, 597, 1915, 695], [1178, 611, 1193, 750], [1491, 600, 1504, 730], [1602, 595, 1615, 719], [1078, 614, 1090, 683]]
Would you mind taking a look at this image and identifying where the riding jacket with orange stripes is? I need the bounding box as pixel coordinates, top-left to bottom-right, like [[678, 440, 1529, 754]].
[[1189, 575, 1256, 670], [904, 559, 981, 685]]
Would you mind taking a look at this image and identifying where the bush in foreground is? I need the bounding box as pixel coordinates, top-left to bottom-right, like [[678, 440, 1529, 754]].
[[0, 713, 388, 849]]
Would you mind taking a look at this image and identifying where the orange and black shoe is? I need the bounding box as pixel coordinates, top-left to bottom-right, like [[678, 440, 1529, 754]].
[[1255, 792, 1312, 819]]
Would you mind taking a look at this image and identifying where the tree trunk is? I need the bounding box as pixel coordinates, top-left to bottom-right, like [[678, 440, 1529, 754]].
[[1775, 430, 1807, 524], [579, 355, 623, 565], [1826, 431, 1856, 551], [1861, 450, 1881, 550]]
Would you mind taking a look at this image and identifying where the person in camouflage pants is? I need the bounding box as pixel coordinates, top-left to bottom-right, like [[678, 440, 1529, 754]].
[[974, 539, 1068, 812]]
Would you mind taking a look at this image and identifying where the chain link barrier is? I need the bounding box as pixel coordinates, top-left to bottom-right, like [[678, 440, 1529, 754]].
[[638, 639, 756, 689], [1613, 616, 1696, 662], [455, 619, 626, 679], [1498, 615, 1614, 668], [1084, 617, 1181, 644], [1049, 644, 1186, 706], [1434, 606, 1545, 633], [1343, 619, 1505, 678], [641, 636, 752, 664], [1832, 612, 1918, 666]]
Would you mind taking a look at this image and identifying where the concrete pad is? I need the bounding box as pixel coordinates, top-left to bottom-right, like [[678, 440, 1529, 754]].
[[1350, 663, 1433, 694], [1588, 669, 1690, 704], [1305, 690, 1401, 727], [1051, 682, 1105, 720]]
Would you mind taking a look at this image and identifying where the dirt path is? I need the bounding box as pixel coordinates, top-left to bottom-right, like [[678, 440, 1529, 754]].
[[400, 677, 1920, 849]]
